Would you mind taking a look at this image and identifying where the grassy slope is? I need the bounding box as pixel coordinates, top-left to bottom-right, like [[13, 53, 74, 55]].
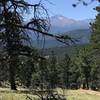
[[0, 88, 100, 100], [0, 91, 38, 100], [0, 88, 38, 100]]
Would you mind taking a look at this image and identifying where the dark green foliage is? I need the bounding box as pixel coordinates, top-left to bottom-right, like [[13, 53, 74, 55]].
[[31, 51, 60, 89], [0, 53, 8, 84], [91, 6, 100, 62], [60, 53, 72, 89], [48, 51, 60, 89], [17, 57, 34, 88], [69, 61, 81, 89], [90, 4, 100, 90], [76, 47, 92, 89], [31, 56, 49, 89]]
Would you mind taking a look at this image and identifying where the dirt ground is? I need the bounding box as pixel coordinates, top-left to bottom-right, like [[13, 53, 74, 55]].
[[79, 89, 100, 96]]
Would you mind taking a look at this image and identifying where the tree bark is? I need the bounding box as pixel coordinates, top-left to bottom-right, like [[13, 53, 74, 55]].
[[83, 82, 86, 89], [9, 55, 17, 90], [86, 78, 89, 89], [9, 69, 16, 90]]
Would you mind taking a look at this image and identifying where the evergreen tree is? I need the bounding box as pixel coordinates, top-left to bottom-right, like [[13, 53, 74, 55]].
[[48, 51, 59, 88], [90, 3, 100, 90], [90, 56, 100, 90], [61, 53, 71, 89], [77, 47, 92, 89], [70, 60, 81, 89]]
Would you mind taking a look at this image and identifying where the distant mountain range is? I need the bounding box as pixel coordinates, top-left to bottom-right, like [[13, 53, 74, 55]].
[[50, 15, 94, 33], [32, 15, 94, 48], [33, 29, 91, 48]]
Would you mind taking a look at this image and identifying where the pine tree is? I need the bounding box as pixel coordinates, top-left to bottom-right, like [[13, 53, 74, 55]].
[[61, 53, 71, 89], [48, 51, 59, 89], [91, 5, 100, 64], [77, 47, 92, 89], [90, 3, 100, 90]]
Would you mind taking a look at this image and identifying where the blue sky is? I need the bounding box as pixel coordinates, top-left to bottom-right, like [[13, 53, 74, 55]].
[[29, 0, 99, 20]]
